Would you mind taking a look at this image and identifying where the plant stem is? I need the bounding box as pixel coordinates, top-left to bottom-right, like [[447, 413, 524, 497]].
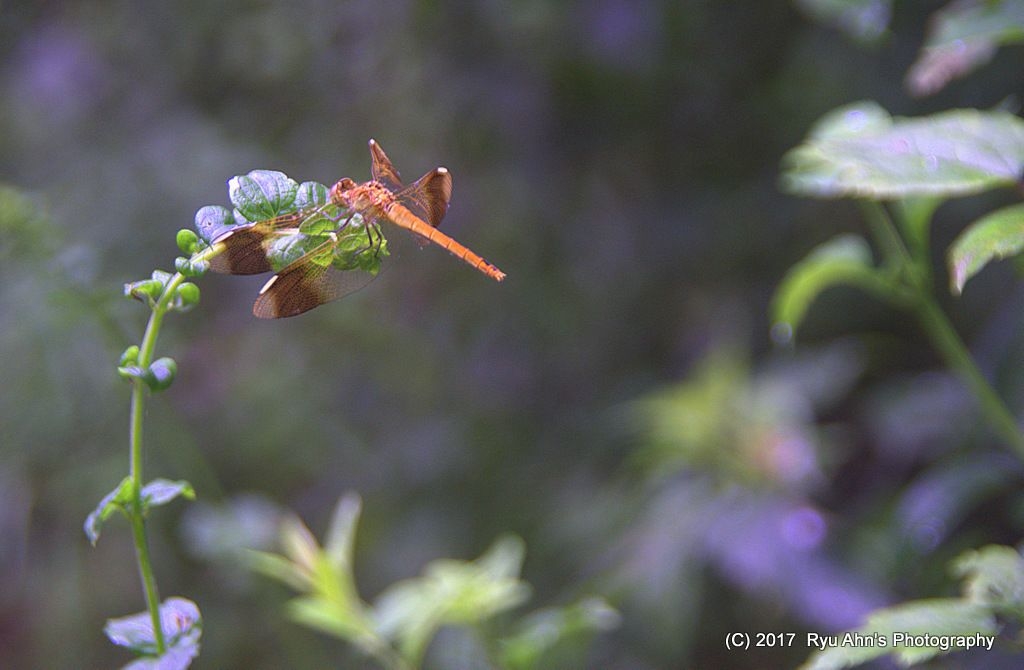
[[860, 201, 913, 268], [859, 200, 1024, 457], [914, 295, 1024, 458], [127, 270, 188, 654]]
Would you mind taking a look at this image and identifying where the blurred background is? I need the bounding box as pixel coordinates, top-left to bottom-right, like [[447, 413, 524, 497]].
[[3, 1, 1024, 668]]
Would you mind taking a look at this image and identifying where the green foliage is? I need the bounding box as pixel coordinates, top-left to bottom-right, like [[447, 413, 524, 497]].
[[90, 220, 222, 666], [373, 535, 531, 663], [781, 101, 1024, 199], [955, 545, 1024, 620], [771, 234, 894, 337], [193, 205, 236, 244], [947, 203, 1024, 294], [196, 169, 388, 275], [105, 597, 202, 668], [140, 479, 196, 508], [499, 598, 620, 670], [175, 229, 201, 255], [118, 355, 179, 393], [249, 494, 615, 670], [907, 0, 1024, 96], [779, 100, 1024, 454], [84, 478, 195, 546], [800, 544, 1024, 669], [793, 0, 892, 43], [800, 600, 995, 669], [84, 477, 134, 546], [229, 170, 299, 221], [632, 344, 859, 487]]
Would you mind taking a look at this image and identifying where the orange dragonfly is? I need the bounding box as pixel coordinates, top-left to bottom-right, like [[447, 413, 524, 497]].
[[208, 139, 506, 318]]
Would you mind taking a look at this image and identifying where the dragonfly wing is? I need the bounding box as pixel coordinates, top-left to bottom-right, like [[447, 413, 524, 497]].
[[368, 139, 404, 191], [208, 210, 317, 275], [209, 224, 276, 274], [394, 168, 453, 248], [252, 239, 382, 318]]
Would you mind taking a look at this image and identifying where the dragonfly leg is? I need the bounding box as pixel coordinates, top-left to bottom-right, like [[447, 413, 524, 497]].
[[347, 219, 385, 261]]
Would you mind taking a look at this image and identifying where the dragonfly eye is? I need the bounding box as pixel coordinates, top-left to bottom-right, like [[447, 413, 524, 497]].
[[329, 178, 357, 201]]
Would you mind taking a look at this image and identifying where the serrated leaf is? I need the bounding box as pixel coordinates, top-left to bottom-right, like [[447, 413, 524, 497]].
[[84, 477, 134, 545], [908, 0, 1024, 96], [771, 234, 890, 337], [947, 203, 1024, 294], [229, 170, 299, 222], [105, 597, 202, 668], [781, 102, 1024, 199], [954, 544, 1024, 618], [799, 599, 996, 670], [141, 479, 195, 509], [794, 0, 892, 44]]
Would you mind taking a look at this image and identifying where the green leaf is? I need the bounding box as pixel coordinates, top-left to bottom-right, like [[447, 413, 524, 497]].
[[781, 101, 1024, 199], [799, 599, 996, 669], [631, 347, 749, 472], [771, 234, 890, 338], [324, 494, 361, 572], [947, 203, 1024, 295], [141, 479, 195, 510], [794, 0, 891, 44], [193, 205, 237, 245], [294, 181, 330, 211], [285, 595, 377, 648], [263, 232, 330, 272], [84, 476, 133, 545], [229, 170, 298, 222], [954, 544, 1024, 620], [500, 597, 620, 670], [105, 597, 202, 667], [373, 534, 531, 664], [908, 1, 1024, 96], [279, 514, 321, 575], [333, 221, 389, 274], [245, 549, 314, 592], [124, 279, 164, 306]]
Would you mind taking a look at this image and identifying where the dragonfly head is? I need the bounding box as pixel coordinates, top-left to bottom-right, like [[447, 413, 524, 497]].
[[329, 178, 359, 204]]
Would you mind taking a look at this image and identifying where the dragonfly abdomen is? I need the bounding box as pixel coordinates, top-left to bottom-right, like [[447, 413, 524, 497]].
[[385, 203, 506, 282]]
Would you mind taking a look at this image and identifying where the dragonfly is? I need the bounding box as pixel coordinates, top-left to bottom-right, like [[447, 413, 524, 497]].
[[208, 139, 506, 318]]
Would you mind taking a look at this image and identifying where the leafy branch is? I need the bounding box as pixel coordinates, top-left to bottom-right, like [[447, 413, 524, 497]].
[[775, 101, 1024, 457], [248, 494, 618, 670]]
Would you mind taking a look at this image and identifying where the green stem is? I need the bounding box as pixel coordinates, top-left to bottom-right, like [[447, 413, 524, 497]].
[[914, 295, 1024, 458], [124, 245, 220, 654], [127, 265, 195, 653], [859, 200, 1024, 457], [860, 201, 914, 268]]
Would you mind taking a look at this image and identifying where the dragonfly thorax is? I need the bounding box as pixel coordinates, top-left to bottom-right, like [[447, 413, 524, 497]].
[[329, 179, 394, 219]]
